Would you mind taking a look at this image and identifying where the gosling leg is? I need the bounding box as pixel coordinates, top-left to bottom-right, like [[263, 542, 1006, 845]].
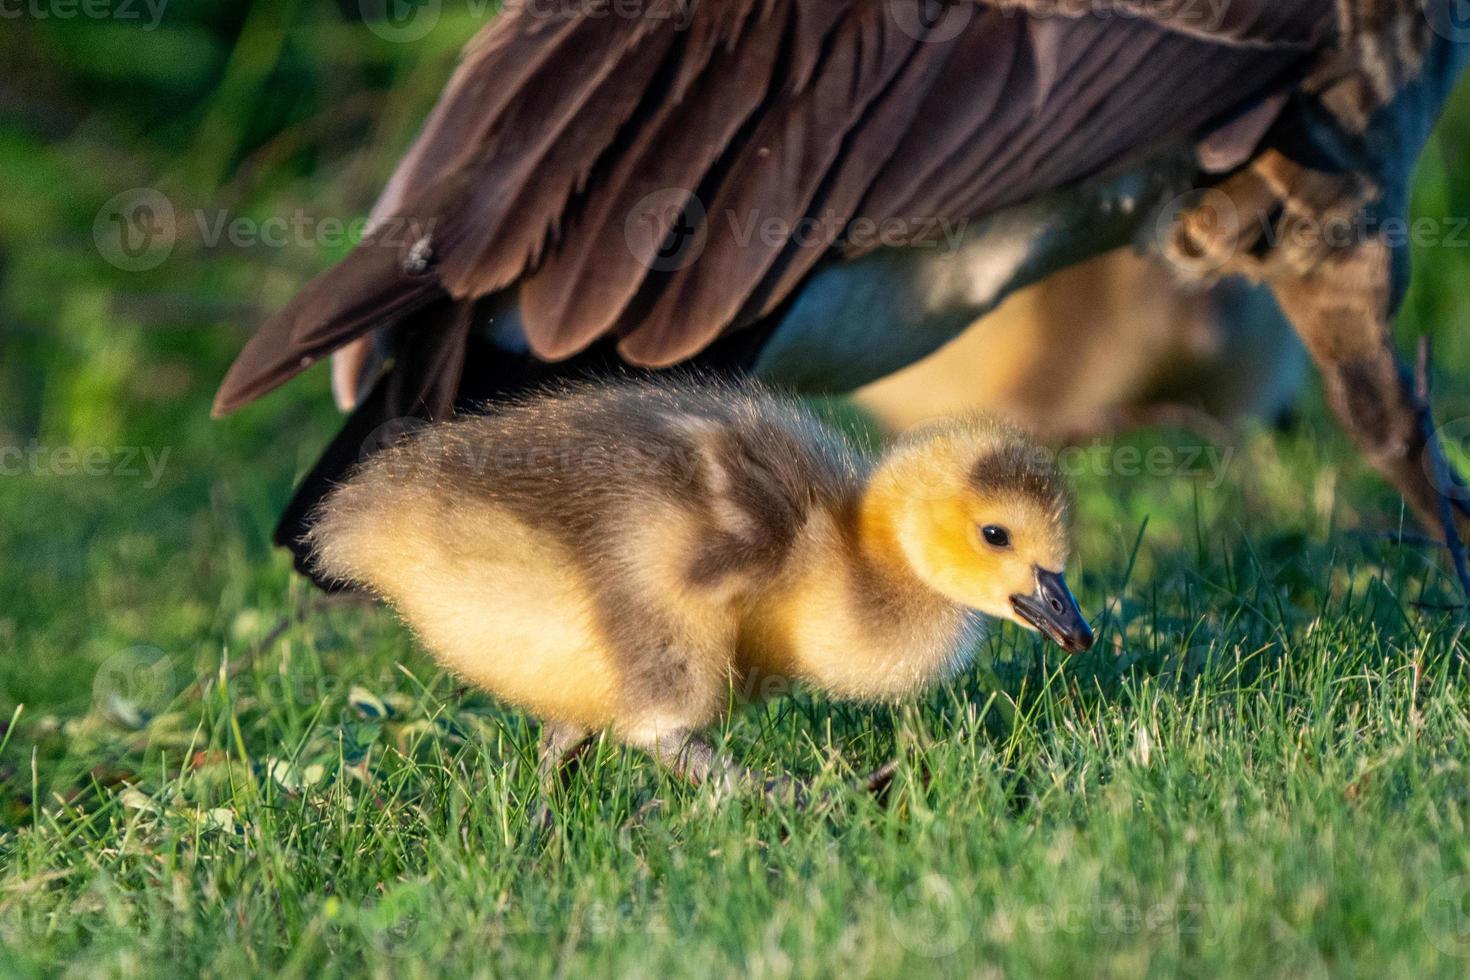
[[645, 729, 807, 804], [530, 722, 592, 829], [644, 731, 901, 806]]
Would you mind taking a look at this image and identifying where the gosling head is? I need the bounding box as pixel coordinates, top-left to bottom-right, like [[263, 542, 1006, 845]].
[[868, 418, 1095, 653]]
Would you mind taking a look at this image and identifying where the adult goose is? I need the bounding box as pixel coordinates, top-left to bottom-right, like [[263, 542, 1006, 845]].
[[214, 0, 1470, 589]]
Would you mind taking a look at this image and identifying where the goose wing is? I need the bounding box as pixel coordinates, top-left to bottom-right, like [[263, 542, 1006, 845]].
[[214, 0, 1332, 415]]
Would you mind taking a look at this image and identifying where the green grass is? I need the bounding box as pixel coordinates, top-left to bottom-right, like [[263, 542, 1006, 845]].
[[8, 4, 1470, 977], [6, 384, 1470, 977]]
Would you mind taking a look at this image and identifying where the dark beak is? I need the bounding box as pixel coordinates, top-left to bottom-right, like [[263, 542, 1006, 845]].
[[1010, 568, 1095, 654]]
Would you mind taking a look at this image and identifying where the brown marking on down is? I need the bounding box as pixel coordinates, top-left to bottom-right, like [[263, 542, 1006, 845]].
[[969, 442, 1064, 512]]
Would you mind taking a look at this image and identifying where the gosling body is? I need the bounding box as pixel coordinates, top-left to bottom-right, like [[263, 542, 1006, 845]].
[[311, 381, 1090, 790]]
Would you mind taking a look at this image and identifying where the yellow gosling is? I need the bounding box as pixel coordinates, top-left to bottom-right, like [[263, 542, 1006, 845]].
[[308, 380, 1093, 800]]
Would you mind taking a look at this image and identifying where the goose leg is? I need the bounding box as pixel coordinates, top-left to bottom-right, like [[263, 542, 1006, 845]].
[[1269, 237, 1470, 597], [1167, 145, 1470, 598]]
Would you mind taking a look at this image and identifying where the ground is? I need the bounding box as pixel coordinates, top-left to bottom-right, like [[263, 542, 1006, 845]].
[[6, 7, 1470, 978], [6, 338, 1470, 978]]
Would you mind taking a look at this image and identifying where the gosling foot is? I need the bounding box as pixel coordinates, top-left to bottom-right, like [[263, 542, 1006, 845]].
[[645, 729, 806, 804], [646, 729, 900, 809]]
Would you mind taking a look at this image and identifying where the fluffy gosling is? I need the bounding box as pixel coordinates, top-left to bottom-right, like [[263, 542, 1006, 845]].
[[309, 380, 1093, 799]]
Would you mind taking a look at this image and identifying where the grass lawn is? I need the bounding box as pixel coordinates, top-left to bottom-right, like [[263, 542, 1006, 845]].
[[5, 337, 1470, 977], [7, 8, 1470, 978]]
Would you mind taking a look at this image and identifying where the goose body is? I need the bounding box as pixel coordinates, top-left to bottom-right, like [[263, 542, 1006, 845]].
[[309, 381, 1090, 787], [215, 2, 1334, 575], [219, 2, 1470, 594]]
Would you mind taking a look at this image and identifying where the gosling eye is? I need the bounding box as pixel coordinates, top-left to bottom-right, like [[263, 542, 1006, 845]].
[[980, 524, 1011, 549]]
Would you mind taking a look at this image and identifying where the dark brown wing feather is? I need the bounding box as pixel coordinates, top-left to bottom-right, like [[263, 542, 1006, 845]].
[[518, 2, 790, 357], [215, 0, 1335, 414], [212, 229, 440, 415], [620, 1, 940, 363], [432, 16, 678, 297]]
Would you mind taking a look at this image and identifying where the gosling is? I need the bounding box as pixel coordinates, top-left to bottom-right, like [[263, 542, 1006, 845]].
[[308, 380, 1093, 798]]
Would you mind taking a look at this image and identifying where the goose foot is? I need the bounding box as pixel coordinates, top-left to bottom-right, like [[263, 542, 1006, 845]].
[[645, 730, 806, 804], [1411, 338, 1470, 600]]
